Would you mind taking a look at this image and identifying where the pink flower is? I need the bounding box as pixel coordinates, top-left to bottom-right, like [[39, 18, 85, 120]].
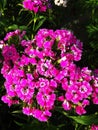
[[49, 66, 59, 77], [4, 29, 21, 41], [16, 78, 35, 102], [62, 99, 72, 110], [37, 59, 53, 77], [0, 40, 4, 49], [69, 66, 81, 81], [55, 69, 67, 82], [49, 79, 57, 89], [65, 84, 81, 104], [1, 95, 13, 107], [2, 44, 20, 62], [71, 45, 82, 61], [32, 109, 44, 121], [36, 90, 56, 109], [39, 5, 47, 12], [19, 55, 30, 67], [1, 95, 19, 107], [94, 69, 98, 77], [81, 67, 92, 81], [23, 0, 37, 12], [1, 28, 90, 122], [78, 81, 92, 99], [57, 95, 64, 101], [32, 109, 51, 122], [61, 78, 68, 90], [75, 105, 86, 115], [1, 61, 11, 77], [22, 107, 33, 116], [38, 78, 49, 88], [92, 92, 98, 104], [35, 29, 54, 49], [21, 40, 34, 47], [60, 58, 69, 68], [4, 80, 17, 97], [23, 0, 50, 13], [82, 99, 90, 107], [91, 124, 98, 130], [76, 39, 83, 50]]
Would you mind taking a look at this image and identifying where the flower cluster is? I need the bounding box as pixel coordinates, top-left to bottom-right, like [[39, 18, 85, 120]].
[[1, 29, 98, 121], [23, 0, 50, 13]]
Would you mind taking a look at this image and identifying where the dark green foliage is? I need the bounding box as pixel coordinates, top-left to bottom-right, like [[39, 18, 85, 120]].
[[84, 0, 98, 69], [53, 0, 98, 69]]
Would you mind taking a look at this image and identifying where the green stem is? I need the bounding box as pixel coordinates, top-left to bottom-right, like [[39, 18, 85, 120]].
[[75, 123, 78, 130], [33, 13, 37, 31]]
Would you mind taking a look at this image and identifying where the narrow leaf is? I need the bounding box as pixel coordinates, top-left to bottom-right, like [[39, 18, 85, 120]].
[[34, 17, 46, 32], [69, 114, 98, 125], [8, 24, 18, 30]]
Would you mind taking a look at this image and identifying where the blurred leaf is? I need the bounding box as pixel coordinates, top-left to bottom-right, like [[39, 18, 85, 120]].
[[27, 19, 34, 27], [12, 110, 22, 114], [17, 3, 23, 8], [85, 0, 98, 8], [0, 104, 2, 106], [0, 0, 7, 9], [18, 8, 25, 15], [14, 120, 24, 126], [8, 24, 18, 31], [19, 25, 27, 31], [8, 24, 27, 31], [87, 24, 98, 37], [0, 21, 5, 26]]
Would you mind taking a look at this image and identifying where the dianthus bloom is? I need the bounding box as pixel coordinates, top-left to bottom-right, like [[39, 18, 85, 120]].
[[23, 0, 50, 13], [1, 29, 98, 122], [91, 124, 98, 130]]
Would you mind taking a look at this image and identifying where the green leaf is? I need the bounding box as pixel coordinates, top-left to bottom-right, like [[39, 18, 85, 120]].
[[2, 0, 7, 8], [61, 111, 98, 125], [27, 19, 34, 27], [85, 0, 98, 8], [12, 110, 22, 114], [14, 121, 24, 126], [19, 25, 27, 31], [34, 17, 46, 32], [0, 104, 2, 107], [69, 114, 98, 125], [0, 21, 5, 26], [0, 0, 7, 9], [8, 24, 18, 31]]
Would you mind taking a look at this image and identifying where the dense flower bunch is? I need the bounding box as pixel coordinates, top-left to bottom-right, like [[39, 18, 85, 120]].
[[23, 0, 50, 13], [1, 29, 98, 122]]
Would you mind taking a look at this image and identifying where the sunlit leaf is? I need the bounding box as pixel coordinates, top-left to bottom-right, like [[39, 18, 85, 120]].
[[8, 24, 18, 30], [67, 114, 98, 125], [34, 17, 46, 31]]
